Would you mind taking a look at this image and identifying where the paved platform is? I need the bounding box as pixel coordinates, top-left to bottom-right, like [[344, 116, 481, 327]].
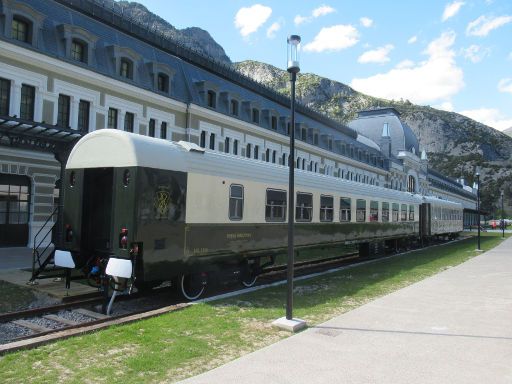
[[0, 247, 33, 270], [181, 237, 512, 384], [0, 247, 98, 299]]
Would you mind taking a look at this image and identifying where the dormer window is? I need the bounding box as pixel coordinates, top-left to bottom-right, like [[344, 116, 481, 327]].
[[207, 90, 216, 108], [71, 39, 86, 63], [157, 73, 169, 93], [328, 138, 333, 151], [230, 99, 239, 116], [120, 58, 133, 79], [252, 108, 259, 124], [58, 24, 98, 65], [301, 128, 307, 141], [313, 133, 319, 145], [12, 17, 30, 43], [147, 62, 174, 94]]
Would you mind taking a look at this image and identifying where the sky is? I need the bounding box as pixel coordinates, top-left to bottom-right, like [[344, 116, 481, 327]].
[[134, 0, 512, 131]]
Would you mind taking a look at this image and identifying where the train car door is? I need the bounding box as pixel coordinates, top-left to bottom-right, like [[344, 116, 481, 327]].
[[81, 168, 114, 255]]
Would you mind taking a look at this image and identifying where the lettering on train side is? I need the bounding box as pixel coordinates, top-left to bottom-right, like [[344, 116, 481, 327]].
[[226, 233, 252, 240]]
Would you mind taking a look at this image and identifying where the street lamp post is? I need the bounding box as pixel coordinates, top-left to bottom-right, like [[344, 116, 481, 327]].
[[476, 172, 481, 250], [272, 35, 306, 332], [501, 191, 505, 238], [286, 34, 300, 321]]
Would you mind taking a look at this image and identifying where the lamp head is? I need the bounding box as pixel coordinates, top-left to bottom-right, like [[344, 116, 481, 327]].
[[287, 35, 301, 73]]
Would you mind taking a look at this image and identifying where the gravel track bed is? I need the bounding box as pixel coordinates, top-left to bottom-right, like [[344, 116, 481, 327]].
[[25, 317, 64, 330], [57, 310, 96, 323], [0, 323, 33, 344]]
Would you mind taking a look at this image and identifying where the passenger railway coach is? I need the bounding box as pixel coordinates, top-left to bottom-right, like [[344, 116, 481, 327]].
[[55, 130, 462, 299]]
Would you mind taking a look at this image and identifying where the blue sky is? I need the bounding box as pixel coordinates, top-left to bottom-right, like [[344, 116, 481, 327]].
[[135, 1, 512, 131]]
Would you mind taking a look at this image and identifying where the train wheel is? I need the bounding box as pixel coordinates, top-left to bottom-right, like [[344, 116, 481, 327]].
[[241, 260, 259, 288], [180, 274, 206, 300], [241, 273, 257, 288]]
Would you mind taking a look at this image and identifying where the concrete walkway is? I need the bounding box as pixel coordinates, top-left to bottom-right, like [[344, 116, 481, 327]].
[[0, 247, 34, 270], [181, 237, 512, 384]]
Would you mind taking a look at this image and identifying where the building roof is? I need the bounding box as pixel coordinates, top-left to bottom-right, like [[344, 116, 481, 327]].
[[348, 108, 419, 155]]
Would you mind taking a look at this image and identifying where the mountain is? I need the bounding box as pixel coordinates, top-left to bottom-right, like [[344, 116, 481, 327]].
[[111, 1, 231, 63], [504, 127, 512, 138], [234, 61, 512, 213]]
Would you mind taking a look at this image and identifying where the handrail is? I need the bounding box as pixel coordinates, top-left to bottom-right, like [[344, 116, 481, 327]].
[[30, 206, 60, 283]]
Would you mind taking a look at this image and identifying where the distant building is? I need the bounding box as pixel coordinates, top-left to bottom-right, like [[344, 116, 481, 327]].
[[0, 0, 477, 247]]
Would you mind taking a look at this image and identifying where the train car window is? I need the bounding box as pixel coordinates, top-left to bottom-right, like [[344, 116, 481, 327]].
[[370, 201, 379, 222], [265, 189, 286, 222], [296, 192, 313, 222], [401, 204, 407, 221], [392, 203, 399, 222], [409, 205, 415, 221], [320, 195, 334, 222], [382, 202, 389, 222], [356, 199, 366, 222], [340, 197, 351, 222], [229, 185, 244, 220]]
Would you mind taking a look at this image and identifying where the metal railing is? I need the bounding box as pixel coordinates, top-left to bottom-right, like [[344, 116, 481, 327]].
[[29, 206, 60, 283]]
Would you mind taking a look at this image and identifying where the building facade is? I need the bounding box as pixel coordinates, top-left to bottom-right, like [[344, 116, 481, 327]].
[[0, 0, 477, 247]]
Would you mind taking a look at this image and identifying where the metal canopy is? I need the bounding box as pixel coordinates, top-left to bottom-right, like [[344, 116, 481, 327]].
[[0, 115, 83, 153]]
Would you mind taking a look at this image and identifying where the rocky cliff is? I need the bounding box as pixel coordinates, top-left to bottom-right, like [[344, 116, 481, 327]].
[[109, 1, 231, 63]]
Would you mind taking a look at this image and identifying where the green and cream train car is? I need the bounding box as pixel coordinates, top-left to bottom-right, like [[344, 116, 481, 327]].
[[55, 130, 460, 299]]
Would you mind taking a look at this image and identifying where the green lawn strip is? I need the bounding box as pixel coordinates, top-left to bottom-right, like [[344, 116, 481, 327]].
[[0, 233, 507, 384]]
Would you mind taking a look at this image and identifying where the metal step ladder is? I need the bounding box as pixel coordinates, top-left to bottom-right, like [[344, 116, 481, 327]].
[[28, 206, 64, 284]]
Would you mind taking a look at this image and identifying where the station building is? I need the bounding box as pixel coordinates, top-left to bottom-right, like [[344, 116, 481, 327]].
[[0, 0, 478, 248]]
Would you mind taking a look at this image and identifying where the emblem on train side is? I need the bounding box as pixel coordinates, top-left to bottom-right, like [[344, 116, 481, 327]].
[[154, 186, 171, 219]]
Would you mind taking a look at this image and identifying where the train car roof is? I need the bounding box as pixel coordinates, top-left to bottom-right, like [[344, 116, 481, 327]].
[[68, 130, 421, 203], [422, 195, 463, 209]]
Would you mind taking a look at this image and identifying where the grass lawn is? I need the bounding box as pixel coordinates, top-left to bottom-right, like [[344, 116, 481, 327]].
[[0, 233, 508, 383]]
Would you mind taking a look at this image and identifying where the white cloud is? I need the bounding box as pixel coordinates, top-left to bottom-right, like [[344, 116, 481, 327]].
[[358, 44, 394, 64], [303, 25, 359, 53], [408, 35, 418, 44], [396, 59, 415, 69], [350, 31, 464, 104], [312, 5, 335, 18], [442, 1, 465, 22], [234, 4, 272, 37], [266, 21, 281, 38], [498, 78, 512, 94], [462, 44, 489, 63], [435, 101, 454, 111], [294, 15, 308, 26], [466, 14, 512, 37], [360, 17, 373, 28], [459, 108, 512, 131], [294, 5, 335, 26]]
